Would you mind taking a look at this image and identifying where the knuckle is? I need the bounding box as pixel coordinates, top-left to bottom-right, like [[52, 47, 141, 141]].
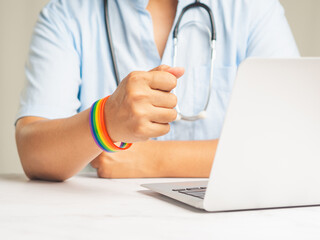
[[130, 104, 139, 116], [93, 154, 105, 167], [127, 89, 148, 102], [127, 71, 139, 81], [131, 105, 147, 119], [149, 71, 157, 84], [96, 156, 104, 165], [133, 121, 147, 139], [127, 71, 145, 86]]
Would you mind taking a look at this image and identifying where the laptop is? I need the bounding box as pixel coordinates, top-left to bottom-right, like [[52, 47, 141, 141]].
[[142, 58, 320, 212]]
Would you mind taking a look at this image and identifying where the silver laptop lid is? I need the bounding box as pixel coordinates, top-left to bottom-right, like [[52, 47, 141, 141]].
[[204, 58, 320, 211]]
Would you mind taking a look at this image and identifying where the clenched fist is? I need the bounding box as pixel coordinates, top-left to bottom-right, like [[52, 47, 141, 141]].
[[105, 65, 184, 143]]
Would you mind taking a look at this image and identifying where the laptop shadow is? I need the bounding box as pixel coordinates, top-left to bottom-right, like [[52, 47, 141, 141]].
[[138, 189, 206, 213], [139, 189, 320, 214]]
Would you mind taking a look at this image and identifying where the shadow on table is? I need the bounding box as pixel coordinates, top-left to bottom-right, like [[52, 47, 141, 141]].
[[0, 173, 112, 195], [139, 189, 320, 214], [138, 190, 206, 213], [0, 174, 29, 182], [0, 172, 97, 182]]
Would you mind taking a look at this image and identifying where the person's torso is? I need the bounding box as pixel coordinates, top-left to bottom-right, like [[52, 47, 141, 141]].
[[68, 0, 252, 140]]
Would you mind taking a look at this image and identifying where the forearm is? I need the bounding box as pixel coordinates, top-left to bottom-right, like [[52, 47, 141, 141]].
[[150, 140, 218, 178], [15, 109, 102, 181]]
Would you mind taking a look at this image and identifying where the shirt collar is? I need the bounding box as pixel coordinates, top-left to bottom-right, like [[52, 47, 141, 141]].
[[132, 0, 149, 9]]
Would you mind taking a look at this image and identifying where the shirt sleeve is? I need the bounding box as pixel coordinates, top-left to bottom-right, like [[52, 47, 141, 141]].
[[246, 0, 300, 58], [16, 1, 81, 122]]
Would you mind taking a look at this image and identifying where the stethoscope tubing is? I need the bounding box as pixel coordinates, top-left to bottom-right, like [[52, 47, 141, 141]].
[[104, 0, 217, 122], [104, 0, 121, 86], [172, 1, 216, 121]]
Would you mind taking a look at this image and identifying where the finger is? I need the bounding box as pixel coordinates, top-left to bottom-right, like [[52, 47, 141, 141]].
[[150, 90, 177, 108], [150, 65, 185, 79], [148, 71, 177, 92], [166, 67, 185, 79], [97, 167, 111, 179], [144, 122, 171, 138], [149, 64, 171, 72], [90, 157, 101, 169], [149, 107, 177, 124], [90, 152, 108, 169]]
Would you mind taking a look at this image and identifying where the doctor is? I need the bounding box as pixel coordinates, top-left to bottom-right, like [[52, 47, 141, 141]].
[[15, 0, 299, 181]]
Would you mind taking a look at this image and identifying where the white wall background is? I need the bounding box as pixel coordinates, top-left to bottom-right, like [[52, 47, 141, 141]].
[[0, 0, 49, 174], [281, 0, 320, 56], [0, 0, 319, 174]]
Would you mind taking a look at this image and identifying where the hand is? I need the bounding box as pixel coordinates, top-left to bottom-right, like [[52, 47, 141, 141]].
[[90, 139, 217, 178], [90, 141, 161, 178], [105, 65, 184, 143]]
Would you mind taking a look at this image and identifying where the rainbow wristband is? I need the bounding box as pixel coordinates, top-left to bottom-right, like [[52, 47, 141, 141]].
[[89, 96, 132, 152]]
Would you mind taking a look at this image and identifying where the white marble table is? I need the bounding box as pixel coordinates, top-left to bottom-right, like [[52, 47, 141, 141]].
[[1, 173, 320, 239]]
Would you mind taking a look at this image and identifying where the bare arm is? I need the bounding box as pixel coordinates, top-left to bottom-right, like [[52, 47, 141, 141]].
[[15, 110, 101, 181], [91, 139, 218, 178], [16, 66, 184, 181], [156, 140, 217, 178]]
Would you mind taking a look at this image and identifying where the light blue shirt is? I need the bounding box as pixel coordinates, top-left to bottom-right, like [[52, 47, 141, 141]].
[[18, 0, 299, 141]]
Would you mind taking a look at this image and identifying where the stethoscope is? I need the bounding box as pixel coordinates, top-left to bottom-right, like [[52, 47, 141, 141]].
[[104, 0, 217, 121]]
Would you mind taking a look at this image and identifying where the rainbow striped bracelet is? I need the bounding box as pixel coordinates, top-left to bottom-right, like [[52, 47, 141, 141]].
[[89, 96, 132, 152]]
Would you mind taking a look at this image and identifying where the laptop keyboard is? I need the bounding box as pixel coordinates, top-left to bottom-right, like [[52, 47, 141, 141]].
[[172, 187, 207, 199]]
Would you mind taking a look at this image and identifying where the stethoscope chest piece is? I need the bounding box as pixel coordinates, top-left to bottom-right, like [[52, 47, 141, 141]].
[[172, 0, 217, 122], [104, 0, 216, 122]]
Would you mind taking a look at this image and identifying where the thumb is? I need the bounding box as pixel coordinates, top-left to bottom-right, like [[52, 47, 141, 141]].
[[166, 67, 185, 79], [150, 65, 185, 79]]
